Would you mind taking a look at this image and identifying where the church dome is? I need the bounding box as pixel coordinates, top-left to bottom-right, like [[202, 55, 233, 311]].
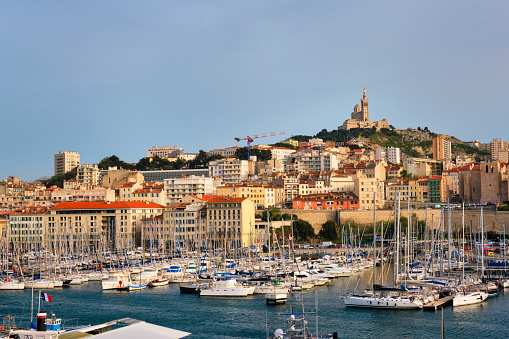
[[353, 104, 360, 113]]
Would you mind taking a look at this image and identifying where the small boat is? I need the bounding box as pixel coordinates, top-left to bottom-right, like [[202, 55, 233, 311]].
[[179, 282, 205, 294], [102, 272, 130, 290], [148, 278, 170, 287], [128, 283, 148, 291]]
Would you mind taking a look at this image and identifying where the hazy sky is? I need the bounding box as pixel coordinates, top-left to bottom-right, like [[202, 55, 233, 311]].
[[1, 1, 508, 181]]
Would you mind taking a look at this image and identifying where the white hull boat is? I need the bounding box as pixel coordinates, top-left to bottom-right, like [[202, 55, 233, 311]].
[[0, 281, 25, 290], [453, 291, 488, 307], [344, 294, 423, 309], [102, 272, 130, 290], [200, 279, 251, 297]]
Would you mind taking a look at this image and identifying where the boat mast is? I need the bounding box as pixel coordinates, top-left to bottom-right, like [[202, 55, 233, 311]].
[[372, 193, 376, 289]]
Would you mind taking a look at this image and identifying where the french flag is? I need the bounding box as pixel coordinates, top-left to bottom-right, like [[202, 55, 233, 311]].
[[41, 292, 52, 302]]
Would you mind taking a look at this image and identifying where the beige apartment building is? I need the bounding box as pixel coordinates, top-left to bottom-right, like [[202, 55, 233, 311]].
[[164, 203, 207, 250], [77, 164, 100, 186], [216, 184, 284, 208], [491, 138, 506, 161], [354, 175, 384, 209], [432, 136, 452, 161], [206, 197, 255, 248], [50, 201, 164, 250], [54, 151, 80, 176]]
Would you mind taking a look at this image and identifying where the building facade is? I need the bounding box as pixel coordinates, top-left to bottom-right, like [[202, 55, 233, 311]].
[[54, 151, 80, 176]]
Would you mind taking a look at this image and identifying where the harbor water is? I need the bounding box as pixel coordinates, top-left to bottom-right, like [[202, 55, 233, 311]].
[[1, 270, 508, 338]]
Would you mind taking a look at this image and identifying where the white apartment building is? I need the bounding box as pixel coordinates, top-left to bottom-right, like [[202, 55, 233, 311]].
[[268, 147, 295, 160], [164, 175, 215, 204], [54, 151, 80, 176], [295, 153, 339, 172], [387, 147, 401, 164], [208, 159, 249, 183], [77, 164, 100, 186]]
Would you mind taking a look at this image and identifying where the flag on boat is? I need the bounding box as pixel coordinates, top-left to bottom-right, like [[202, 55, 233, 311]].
[[41, 292, 52, 302]]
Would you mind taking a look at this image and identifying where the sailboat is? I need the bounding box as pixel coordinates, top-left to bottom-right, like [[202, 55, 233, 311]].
[[344, 194, 424, 310]]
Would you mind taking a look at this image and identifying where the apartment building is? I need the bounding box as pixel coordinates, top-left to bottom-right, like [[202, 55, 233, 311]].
[[491, 138, 505, 161], [429, 176, 444, 203], [208, 159, 249, 184], [77, 164, 100, 186], [119, 182, 143, 201], [9, 207, 49, 251], [387, 147, 401, 164], [354, 175, 384, 209], [206, 197, 255, 248], [295, 153, 339, 172], [131, 187, 165, 205], [292, 192, 358, 210], [164, 175, 215, 204], [141, 214, 167, 250], [432, 135, 451, 161], [216, 184, 284, 208], [50, 201, 164, 250], [164, 203, 207, 250], [147, 146, 183, 158], [271, 174, 299, 204], [54, 151, 80, 176]]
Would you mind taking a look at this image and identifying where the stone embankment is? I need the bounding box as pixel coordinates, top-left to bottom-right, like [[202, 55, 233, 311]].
[[289, 209, 509, 233]]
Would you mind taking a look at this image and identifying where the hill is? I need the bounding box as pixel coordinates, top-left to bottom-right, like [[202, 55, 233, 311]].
[[283, 127, 490, 162]]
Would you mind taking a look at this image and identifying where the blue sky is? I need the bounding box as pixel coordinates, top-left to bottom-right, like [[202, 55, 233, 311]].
[[1, 1, 508, 181]]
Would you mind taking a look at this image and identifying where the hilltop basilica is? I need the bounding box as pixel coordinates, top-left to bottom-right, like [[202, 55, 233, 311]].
[[338, 88, 391, 130]]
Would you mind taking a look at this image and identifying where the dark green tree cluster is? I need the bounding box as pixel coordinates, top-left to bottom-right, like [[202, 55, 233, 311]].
[[235, 147, 272, 161], [44, 167, 78, 188], [98, 155, 135, 170], [256, 207, 315, 241], [97, 151, 223, 173], [135, 156, 186, 171], [187, 150, 223, 169], [318, 220, 341, 242]]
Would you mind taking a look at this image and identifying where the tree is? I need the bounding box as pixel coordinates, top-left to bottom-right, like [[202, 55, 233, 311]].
[[44, 167, 78, 188], [293, 219, 315, 241], [260, 207, 282, 221], [235, 147, 272, 161], [98, 155, 135, 170], [318, 220, 340, 241]]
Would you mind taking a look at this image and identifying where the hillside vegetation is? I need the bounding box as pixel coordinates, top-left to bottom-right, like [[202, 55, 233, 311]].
[[284, 127, 490, 162]]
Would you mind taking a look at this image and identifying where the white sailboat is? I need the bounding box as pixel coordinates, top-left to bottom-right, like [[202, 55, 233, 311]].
[[344, 194, 424, 310], [452, 288, 488, 307]]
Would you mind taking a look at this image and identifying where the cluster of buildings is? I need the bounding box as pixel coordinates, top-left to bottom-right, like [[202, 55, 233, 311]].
[[1, 89, 507, 253]]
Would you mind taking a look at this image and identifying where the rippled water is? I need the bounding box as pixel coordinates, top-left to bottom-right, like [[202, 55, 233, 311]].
[[1, 272, 508, 339]]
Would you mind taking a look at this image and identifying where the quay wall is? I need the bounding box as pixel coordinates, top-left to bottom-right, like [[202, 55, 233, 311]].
[[288, 209, 509, 233]]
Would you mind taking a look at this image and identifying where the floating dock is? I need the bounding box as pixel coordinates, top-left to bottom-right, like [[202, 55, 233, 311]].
[[423, 295, 453, 311]]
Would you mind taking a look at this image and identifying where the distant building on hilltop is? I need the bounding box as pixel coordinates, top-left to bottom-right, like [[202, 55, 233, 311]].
[[338, 88, 391, 131]]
